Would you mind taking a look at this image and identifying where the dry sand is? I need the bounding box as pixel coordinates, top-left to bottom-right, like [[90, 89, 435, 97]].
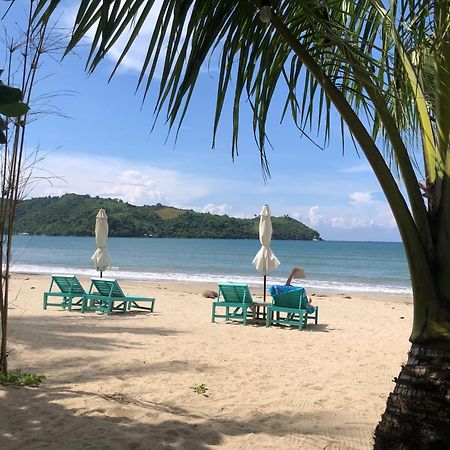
[[1, 274, 413, 449]]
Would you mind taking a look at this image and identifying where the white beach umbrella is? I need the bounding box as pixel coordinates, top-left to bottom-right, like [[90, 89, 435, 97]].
[[252, 204, 280, 302], [91, 208, 111, 277]]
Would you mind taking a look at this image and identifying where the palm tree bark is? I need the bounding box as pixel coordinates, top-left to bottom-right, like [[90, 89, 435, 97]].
[[374, 343, 450, 449]]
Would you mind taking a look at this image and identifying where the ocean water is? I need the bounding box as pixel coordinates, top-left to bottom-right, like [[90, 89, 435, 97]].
[[9, 236, 411, 294]]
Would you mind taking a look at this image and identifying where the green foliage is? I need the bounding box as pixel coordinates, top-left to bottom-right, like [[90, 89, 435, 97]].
[[191, 383, 209, 397], [0, 79, 29, 143], [0, 369, 46, 387], [0, 82, 29, 116], [0, 82, 22, 104], [14, 194, 321, 240], [0, 102, 29, 117]]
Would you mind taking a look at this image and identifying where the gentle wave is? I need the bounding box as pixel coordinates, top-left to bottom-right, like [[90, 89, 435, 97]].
[[10, 264, 412, 295]]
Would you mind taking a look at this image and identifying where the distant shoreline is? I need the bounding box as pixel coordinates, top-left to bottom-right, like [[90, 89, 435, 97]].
[[14, 234, 406, 244], [14, 233, 321, 241]]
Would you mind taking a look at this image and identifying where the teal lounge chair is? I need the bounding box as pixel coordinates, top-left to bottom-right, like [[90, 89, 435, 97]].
[[266, 287, 318, 330], [211, 283, 254, 325], [43, 275, 86, 311], [81, 278, 155, 315]]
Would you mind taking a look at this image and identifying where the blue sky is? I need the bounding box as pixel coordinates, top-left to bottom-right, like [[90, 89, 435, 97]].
[[2, 1, 402, 241]]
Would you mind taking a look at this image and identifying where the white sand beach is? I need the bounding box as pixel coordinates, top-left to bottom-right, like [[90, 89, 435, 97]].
[[1, 274, 413, 449]]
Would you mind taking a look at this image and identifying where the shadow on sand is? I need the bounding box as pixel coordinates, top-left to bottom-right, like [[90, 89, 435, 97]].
[[1, 382, 368, 450], [8, 314, 180, 353]]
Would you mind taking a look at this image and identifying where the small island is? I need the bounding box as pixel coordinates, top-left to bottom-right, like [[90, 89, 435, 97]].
[[14, 194, 322, 240]]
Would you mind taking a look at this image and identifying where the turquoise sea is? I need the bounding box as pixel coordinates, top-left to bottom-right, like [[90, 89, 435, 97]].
[[10, 236, 411, 294]]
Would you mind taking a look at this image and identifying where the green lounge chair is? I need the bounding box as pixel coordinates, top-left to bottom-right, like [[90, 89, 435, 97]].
[[81, 278, 155, 315], [43, 275, 86, 311], [266, 287, 318, 330], [211, 283, 254, 325]]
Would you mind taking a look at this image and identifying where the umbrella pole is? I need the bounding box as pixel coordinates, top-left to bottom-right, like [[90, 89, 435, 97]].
[[263, 275, 266, 303], [100, 271, 103, 278]]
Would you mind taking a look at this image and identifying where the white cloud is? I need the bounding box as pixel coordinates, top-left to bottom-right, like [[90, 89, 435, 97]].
[[29, 152, 214, 206], [307, 206, 323, 226], [341, 163, 372, 173], [331, 216, 348, 228], [304, 198, 397, 234], [350, 191, 374, 205], [331, 217, 378, 229], [200, 203, 231, 215]]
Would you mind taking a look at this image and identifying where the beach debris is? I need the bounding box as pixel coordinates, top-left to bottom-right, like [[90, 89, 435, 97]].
[[344, 296, 352, 299], [202, 290, 218, 299], [30, 286, 35, 290], [400, 316, 404, 319], [191, 383, 209, 397]]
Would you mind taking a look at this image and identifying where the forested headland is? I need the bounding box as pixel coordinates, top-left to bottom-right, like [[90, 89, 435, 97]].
[[14, 194, 322, 240]]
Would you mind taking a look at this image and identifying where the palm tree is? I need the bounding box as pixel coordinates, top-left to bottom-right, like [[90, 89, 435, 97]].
[[35, 1, 450, 447]]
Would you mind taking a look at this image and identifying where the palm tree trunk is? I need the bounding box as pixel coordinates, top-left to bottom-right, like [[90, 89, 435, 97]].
[[374, 342, 450, 449]]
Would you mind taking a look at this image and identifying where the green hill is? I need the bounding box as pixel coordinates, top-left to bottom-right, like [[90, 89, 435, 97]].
[[13, 194, 322, 240]]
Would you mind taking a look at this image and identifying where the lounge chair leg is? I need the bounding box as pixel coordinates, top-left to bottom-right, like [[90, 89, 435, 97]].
[[299, 312, 304, 330], [315, 307, 318, 324], [211, 305, 215, 323], [243, 309, 247, 326]]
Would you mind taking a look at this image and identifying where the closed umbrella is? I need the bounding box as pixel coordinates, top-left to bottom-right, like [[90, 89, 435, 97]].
[[252, 205, 280, 302], [91, 208, 111, 278]]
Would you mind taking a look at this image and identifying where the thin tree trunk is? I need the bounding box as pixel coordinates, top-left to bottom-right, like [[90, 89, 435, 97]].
[[0, 2, 49, 374], [374, 341, 450, 449], [0, 276, 7, 374]]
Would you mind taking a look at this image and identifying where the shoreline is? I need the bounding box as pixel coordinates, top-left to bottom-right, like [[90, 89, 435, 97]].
[[11, 271, 411, 299], [10, 267, 413, 298]]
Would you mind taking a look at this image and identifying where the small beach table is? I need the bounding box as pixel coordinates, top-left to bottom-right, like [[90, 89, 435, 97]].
[[252, 301, 272, 321]]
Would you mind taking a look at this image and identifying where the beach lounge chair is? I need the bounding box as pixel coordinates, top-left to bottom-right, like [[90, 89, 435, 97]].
[[211, 283, 254, 325], [266, 287, 318, 330], [43, 275, 86, 311], [81, 278, 155, 315]]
